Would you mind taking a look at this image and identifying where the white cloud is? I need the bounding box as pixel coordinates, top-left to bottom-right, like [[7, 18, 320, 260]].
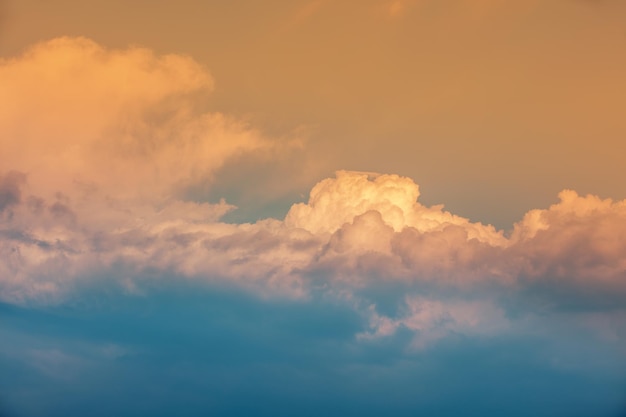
[[359, 296, 509, 349], [286, 170, 505, 245]]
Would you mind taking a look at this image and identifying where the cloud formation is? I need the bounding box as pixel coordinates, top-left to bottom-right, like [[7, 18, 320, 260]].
[[2, 165, 625, 307], [359, 296, 509, 349], [511, 190, 626, 285], [0, 37, 267, 204], [0, 38, 625, 351]]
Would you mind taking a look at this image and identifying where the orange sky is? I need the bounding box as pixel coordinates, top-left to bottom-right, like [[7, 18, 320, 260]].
[[1, 0, 626, 228], [3, 5, 626, 415]]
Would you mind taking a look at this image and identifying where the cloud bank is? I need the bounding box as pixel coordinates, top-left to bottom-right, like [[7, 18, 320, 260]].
[[1, 38, 625, 350], [4, 162, 625, 303]]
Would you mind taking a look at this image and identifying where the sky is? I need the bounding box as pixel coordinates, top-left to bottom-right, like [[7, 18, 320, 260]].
[[1, 1, 626, 416]]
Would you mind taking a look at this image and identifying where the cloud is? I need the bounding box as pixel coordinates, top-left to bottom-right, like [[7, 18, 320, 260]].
[[0, 37, 279, 302], [0, 37, 267, 204], [2, 286, 624, 417], [0, 171, 26, 213], [26, 348, 87, 380], [287, 171, 510, 285], [296, 172, 626, 294], [0, 39, 625, 347], [359, 296, 509, 349], [286, 170, 505, 244], [1, 165, 626, 309], [511, 190, 626, 287]]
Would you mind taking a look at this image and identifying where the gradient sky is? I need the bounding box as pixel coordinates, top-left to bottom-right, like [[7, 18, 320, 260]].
[[1, 1, 626, 416]]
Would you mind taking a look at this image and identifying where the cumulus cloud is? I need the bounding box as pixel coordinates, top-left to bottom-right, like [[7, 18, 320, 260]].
[[0, 37, 284, 302], [284, 172, 511, 285], [0, 38, 625, 352], [291, 172, 626, 293], [286, 170, 505, 244], [2, 163, 626, 307], [0, 37, 266, 204], [511, 190, 626, 285], [1, 164, 626, 351], [1, 154, 626, 312]]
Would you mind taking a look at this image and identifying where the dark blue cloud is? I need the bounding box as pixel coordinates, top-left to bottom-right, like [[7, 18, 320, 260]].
[[1, 282, 625, 417]]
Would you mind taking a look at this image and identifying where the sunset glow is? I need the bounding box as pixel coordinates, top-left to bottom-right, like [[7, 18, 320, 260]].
[[1, 2, 626, 416]]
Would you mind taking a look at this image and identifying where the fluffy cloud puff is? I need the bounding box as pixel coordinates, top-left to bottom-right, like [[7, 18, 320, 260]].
[[0, 37, 266, 204], [510, 190, 626, 286], [285, 170, 505, 245]]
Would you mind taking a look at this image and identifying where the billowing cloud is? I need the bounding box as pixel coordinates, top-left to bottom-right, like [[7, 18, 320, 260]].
[[285, 170, 504, 243], [0, 36, 267, 204], [3, 6, 626, 415], [0, 39, 625, 355], [511, 190, 626, 285], [2, 166, 625, 311], [290, 171, 511, 285], [0, 37, 279, 302]]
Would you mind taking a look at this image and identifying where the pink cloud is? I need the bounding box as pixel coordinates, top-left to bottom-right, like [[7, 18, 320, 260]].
[[0, 38, 624, 312], [359, 296, 509, 349]]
